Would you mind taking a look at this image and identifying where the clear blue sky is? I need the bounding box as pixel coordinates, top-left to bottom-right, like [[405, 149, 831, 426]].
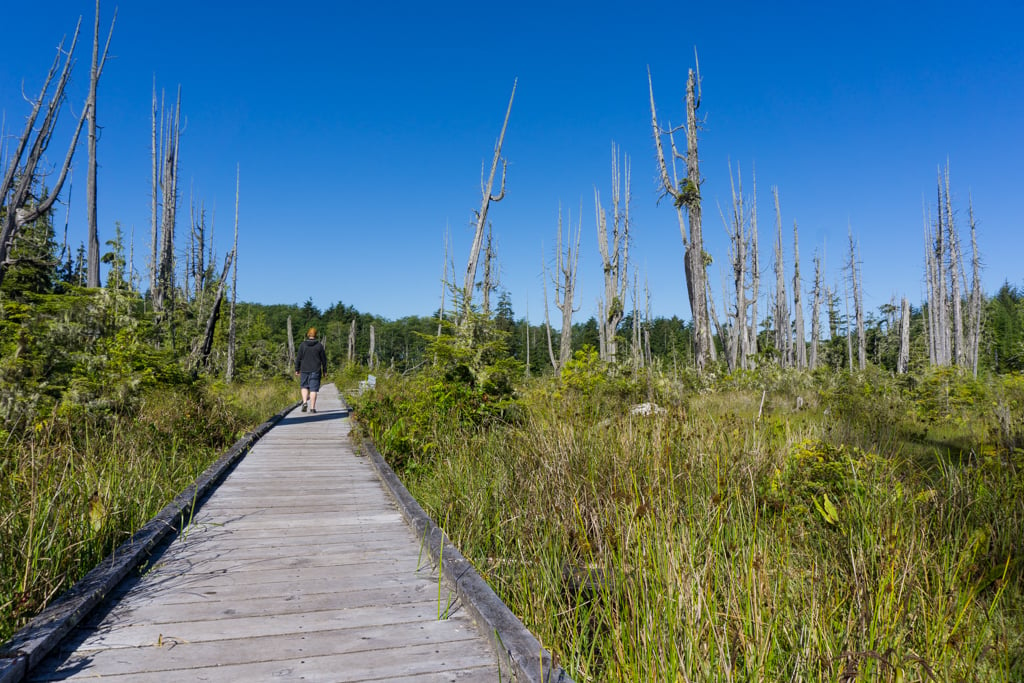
[[3, 1, 1022, 324]]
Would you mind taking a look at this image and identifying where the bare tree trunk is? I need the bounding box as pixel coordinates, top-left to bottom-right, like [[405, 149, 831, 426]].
[[848, 228, 866, 370], [934, 173, 950, 365], [194, 250, 234, 371], [481, 223, 494, 315], [923, 207, 938, 366], [748, 168, 760, 360], [542, 249, 558, 372], [153, 87, 181, 316], [462, 80, 516, 319], [0, 23, 90, 289], [86, 1, 116, 288], [648, 63, 712, 372], [368, 323, 376, 369], [149, 81, 160, 297], [226, 166, 239, 382], [595, 144, 630, 363], [723, 160, 747, 371], [842, 273, 853, 371], [348, 319, 356, 364], [944, 164, 965, 368], [286, 316, 295, 370], [438, 227, 449, 345], [772, 188, 790, 366], [792, 221, 806, 369], [897, 296, 911, 374], [967, 198, 983, 377], [810, 252, 822, 370], [556, 206, 582, 369]]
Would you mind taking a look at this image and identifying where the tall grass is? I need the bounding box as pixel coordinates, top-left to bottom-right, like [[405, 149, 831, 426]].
[[353, 365, 1024, 681], [0, 378, 295, 642]]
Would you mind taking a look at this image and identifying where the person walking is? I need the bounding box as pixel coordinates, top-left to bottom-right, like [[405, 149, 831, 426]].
[[295, 327, 328, 413]]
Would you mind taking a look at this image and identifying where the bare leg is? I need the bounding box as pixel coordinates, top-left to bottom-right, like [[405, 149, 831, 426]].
[[309, 391, 318, 411], [301, 387, 310, 404]]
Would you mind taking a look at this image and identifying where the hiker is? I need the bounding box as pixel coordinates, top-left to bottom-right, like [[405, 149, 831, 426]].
[[295, 327, 328, 413]]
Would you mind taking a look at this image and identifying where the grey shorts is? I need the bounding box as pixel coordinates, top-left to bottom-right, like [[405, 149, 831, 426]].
[[299, 371, 321, 392]]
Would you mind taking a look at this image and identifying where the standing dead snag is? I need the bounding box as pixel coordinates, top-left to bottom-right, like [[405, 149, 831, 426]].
[[0, 22, 91, 290], [898, 296, 911, 374], [847, 227, 866, 370], [544, 204, 582, 371], [462, 80, 516, 320], [226, 166, 240, 382], [966, 197, 983, 376], [86, 0, 116, 288], [772, 188, 790, 366], [153, 86, 181, 319], [648, 62, 713, 371], [792, 220, 806, 369], [721, 160, 758, 371], [596, 144, 631, 363], [809, 252, 823, 370], [193, 250, 234, 372]]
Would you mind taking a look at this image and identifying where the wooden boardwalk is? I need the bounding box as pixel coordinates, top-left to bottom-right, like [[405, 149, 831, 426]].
[[27, 385, 504, 682]]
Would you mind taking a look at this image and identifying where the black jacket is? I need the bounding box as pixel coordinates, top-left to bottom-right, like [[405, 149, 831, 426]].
[[296, 339, 327, 374]]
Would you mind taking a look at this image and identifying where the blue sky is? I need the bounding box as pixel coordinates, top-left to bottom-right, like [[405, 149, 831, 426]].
[[2, 1, 1022, 324]]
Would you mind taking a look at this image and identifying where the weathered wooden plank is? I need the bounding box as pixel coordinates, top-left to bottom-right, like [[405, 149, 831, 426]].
[[34, 640, 500, 682], [34, 621, 490, 680]]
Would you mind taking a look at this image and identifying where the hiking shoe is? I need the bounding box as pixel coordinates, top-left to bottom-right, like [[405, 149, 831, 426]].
[[301, 402, 308, 412]]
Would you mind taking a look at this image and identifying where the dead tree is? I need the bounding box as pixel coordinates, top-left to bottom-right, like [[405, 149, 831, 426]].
[[944, 167, 965, 366], [368, 323, 376, 369], [551, 205, 582, 370], [721, 160, 750, 371], [149, 80, 159, 296], [438, 227, 450, 344], [842, 274, 854, 371], [193, 250, 234, 371], [848, 228, 866, 370], [86, 1, 116, 288], [748, 169, 760, 359], [966, 197, 983, 376], [542, 258, 557, 372], [153, 87, 181, 315], [596, 144, 631, 363], [462, 80, 516, 319], [347, 319, 356, 364], [0, 22, 90, 289], [772, 188, 790, 366], [648, 62, 713, 372], [226, 166, 240, 382], [809, 252, 823, 370], [897, 296, 911, 374], [792, 221, 806, 369]]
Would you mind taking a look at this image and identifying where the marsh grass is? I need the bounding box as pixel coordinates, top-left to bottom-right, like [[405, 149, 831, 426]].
[[353, 365, 1024, 681], [0, 377, 295, 642]]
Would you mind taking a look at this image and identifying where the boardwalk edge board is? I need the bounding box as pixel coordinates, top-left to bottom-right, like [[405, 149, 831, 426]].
[[358, 433, 574, 683], [0, 401, 301, 683]]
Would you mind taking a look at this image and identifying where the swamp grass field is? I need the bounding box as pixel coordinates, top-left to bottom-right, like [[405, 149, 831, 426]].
[[0, 378, 297, 643], [352, 358, 1024, 682]]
